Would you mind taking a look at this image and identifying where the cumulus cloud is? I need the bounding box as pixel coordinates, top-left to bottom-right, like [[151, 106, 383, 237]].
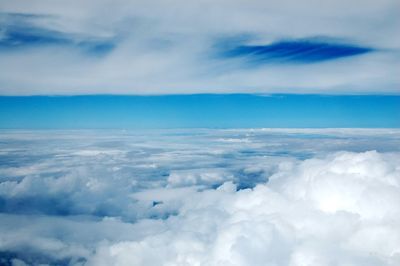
[[0, 0, 399, 95], [0, 129, 400, 265], [87, 150, 400, 266]]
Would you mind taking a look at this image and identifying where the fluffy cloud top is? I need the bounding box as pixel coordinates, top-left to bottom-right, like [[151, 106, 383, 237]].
[[0, 129, 400, 265], [89, 151, 400, 266], [0, 0, 399, 95]]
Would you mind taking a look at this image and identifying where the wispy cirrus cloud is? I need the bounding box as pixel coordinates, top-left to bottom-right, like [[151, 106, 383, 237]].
[[0, 0, 399, 95], [0, 13, 116, 55]]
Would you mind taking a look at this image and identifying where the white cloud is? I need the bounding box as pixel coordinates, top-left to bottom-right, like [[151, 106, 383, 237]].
[[0, 129, 400, 265], [167, 168, 233, 187], [0, 0, 399, 95], [87, 150, 400, 266]]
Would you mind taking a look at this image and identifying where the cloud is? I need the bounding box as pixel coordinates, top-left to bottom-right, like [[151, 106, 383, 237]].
[[87, 150, 400, 266], [0, 129, 400, 265], [0, 13, 115, 56], [0, 0, 399, 95]]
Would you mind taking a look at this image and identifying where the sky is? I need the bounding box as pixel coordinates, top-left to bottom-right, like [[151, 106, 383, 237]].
[[0, 0, 399, 95], [0, 94, 399, 128], [1, 0, 399, 128]]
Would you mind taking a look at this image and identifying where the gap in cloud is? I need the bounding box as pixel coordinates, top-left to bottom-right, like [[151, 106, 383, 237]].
[[218, 37, 374, 64], [0, 250, 83, 266]]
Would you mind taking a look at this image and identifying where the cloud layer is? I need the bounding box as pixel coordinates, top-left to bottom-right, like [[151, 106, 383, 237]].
[[90, 151, 400, 266], [0, 0, 399, 95], [0, 129, 400, 265]]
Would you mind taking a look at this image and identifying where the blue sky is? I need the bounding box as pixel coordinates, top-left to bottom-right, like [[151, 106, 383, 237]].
[[1, 95, 399, 128]]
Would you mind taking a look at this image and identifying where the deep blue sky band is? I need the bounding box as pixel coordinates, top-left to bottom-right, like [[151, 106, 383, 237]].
[[0, 94, 399, 129]]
